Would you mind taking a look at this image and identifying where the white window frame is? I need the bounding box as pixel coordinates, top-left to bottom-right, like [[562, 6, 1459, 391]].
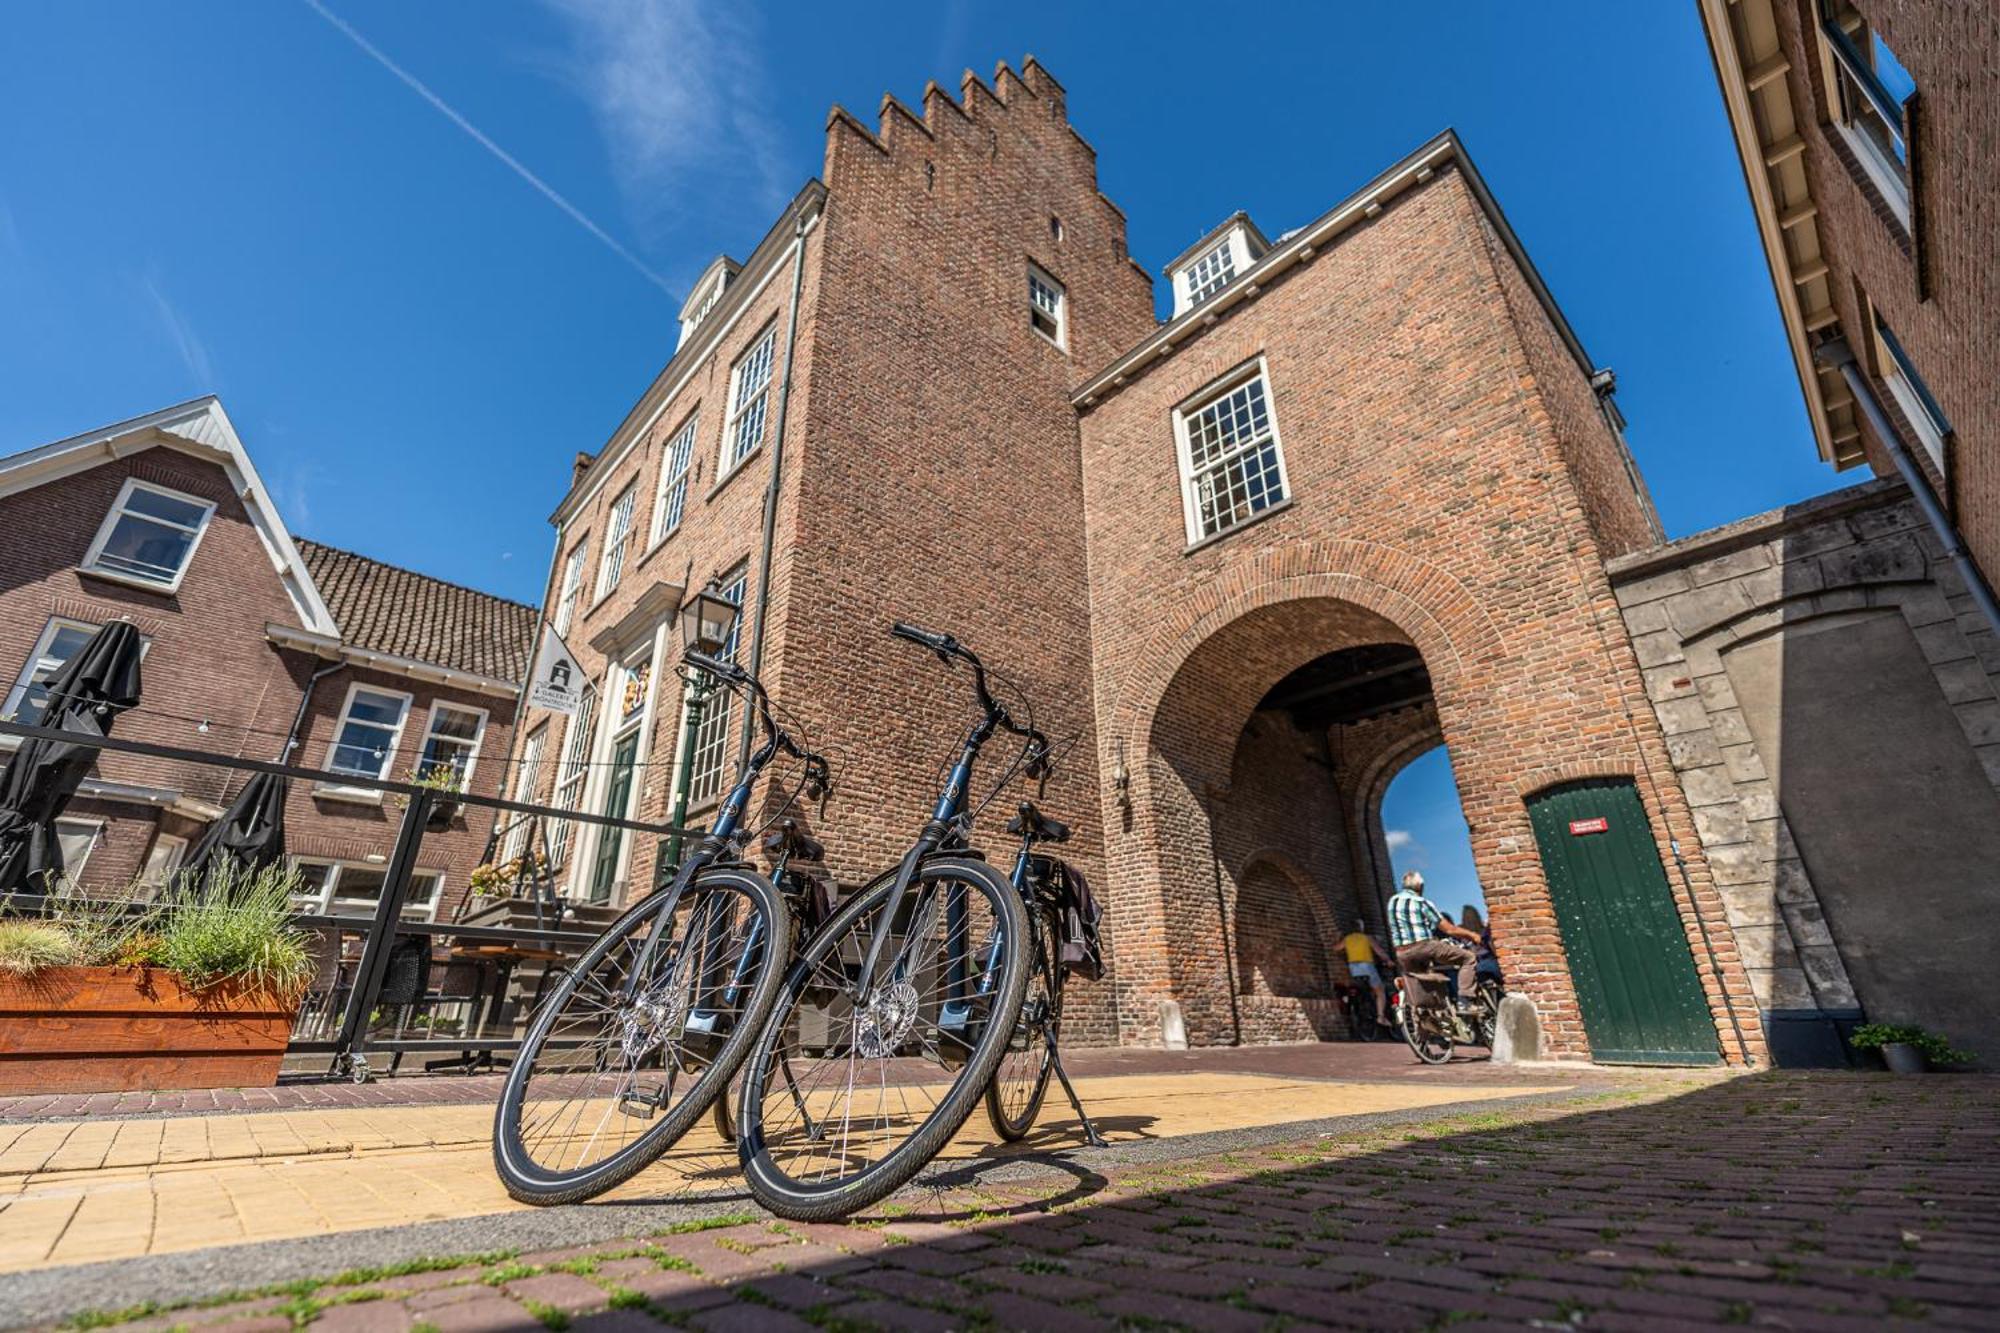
[[548, 684, 598, 868], [3, 616, 100, 728], [680, 565, 748, 810], [1183, 240, 1237, 308], [1172, 359, 1293, 546], [595, 485, 638, 601], [80, 477, 217, 594], [140, 833, 189, 893], [321, 682, 414, 788], [649, 412, 699, 547], [553, 538, 589, 638], [290, 857, 442, 921], [1815, 4, 1912, 227], [500, 724, 548, 863], [1028, 263, 1067, 350], [54, 817, 102, 886], [1872, 312, 1950, 476], [417, 700, 488, 789], [721, 326, 778, 477]]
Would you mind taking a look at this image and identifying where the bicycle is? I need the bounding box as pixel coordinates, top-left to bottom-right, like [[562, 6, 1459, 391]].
[[491, 651, 830, 1205], [734, 622, 1101, 1222], [1391, 961, 1501, 1065]]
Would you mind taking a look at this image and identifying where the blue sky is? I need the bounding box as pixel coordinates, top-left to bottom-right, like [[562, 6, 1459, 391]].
[[4, 3, 1848, 904]]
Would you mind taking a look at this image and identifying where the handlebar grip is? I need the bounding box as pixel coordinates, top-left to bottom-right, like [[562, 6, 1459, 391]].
[[890, 621, 956, 654]]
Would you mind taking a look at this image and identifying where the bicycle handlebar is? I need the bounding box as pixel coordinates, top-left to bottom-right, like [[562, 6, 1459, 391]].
[[888, 621, 1050, 776], [682, 647, 833, 792]]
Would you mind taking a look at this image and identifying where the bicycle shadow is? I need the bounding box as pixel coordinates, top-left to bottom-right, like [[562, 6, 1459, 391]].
[[976, 1113, 1160, 1157]]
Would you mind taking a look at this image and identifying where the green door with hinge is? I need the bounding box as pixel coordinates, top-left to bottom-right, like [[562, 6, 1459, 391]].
[[1525, 778, 1720, 1065]]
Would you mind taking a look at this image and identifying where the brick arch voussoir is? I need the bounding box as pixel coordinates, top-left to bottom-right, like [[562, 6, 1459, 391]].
[[1514, 761, 1649, 804], [1112, 541, 1504, 752]]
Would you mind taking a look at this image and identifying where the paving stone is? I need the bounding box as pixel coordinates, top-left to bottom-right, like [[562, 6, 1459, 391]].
[[309, 1301, 412, 1333], [502, 1273, 609, 1315], [422, 1296, 545, 1333], [825, 1299, 959, 1332], [685, 1302, 815, 1333]]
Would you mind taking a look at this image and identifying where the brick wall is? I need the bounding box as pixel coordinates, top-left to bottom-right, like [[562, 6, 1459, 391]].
[[1077, 164, 1761, 1062]]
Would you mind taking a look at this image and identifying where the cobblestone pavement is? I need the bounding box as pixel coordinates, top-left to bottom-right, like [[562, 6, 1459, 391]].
[[16, 1069, 1997, 1331]]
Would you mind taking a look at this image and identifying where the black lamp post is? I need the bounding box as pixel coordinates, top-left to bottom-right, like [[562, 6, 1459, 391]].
[[662, 582, 741, 877]]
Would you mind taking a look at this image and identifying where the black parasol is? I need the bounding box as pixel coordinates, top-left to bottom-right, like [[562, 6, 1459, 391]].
[[0, 620, 144, 896], [181, 770, 289, 887]]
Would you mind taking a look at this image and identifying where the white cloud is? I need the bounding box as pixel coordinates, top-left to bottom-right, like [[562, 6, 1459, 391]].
[[142, 275, 215, 387], [1385, 828, 1429, 868], [1384, 829, 1414, 852], [538, 0, 790, 243]]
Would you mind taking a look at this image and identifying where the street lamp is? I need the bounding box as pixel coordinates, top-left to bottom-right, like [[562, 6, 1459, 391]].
[[661, 582, 741, 880]]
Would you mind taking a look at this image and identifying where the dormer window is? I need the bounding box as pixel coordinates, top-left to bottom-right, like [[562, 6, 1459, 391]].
[[1168, 213, 1271, 318], [677, 255, 742, 350]]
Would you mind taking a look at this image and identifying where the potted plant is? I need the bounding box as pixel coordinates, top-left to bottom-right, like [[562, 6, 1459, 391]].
[[1848, 1023, 1973, 1074], [0, 864, 314, 1094], [468, 851, 549, 902], [393, 765, 466, 831]]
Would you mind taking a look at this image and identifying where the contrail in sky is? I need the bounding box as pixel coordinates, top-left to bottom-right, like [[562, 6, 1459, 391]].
[[302, 0, 677, 299]]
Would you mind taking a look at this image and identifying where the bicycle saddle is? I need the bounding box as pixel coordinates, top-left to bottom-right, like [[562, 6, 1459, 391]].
[[762, 819, 825, 863], [1006, 801, 1071, 844]]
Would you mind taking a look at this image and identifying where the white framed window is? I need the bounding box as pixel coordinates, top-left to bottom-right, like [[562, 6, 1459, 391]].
[[1028, 264, 1067, 349], [722, 327, 777, 475], [325, 684, 412, 782], [683, 565, 747, 808], [54, 817, 101, 885], [595, 486, 638, 600], [418, 701, 487, 787], [1816, 0, 1914, 225], [291, 859, 442, 921], [548, 685, 598, 867], [4, 618, 99, 726], [140, 834, 189, 892], [1184, 241, 1236, 307], [500, 724, 548, 862], [650, 413, 699, 545], [1174, 363, 1291, 544], [552, 539, 589, 638], [81, 478, 216, 592], [1872, 311, 1951, 476]]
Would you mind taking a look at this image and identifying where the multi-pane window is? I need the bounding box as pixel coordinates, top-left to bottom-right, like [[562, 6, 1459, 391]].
[[548, 685, 597, 867], [418, 703, 486, 786], [684, 566, 747, 808], [1185, 241, 1237, 307], [291, 859, 442, 920], [140, 834, 189, 894], [82, 479, 215, 590], [1028, 265, 1067, 348], [723, 328, 777, 473], [552, 539, 588, 638], [596, 486, 638, 599], [326, 685, 411, 781], [1873, 312, 1951, 475], [651, 413, 699, 544], [54, 818, 100, 885], [1818, 1, 1914, 219], [4, 619, 98, 726], [1177, 369, 1289, 543], [500, 724, 547, 862]]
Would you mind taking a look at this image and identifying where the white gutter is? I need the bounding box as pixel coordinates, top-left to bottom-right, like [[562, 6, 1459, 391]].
[[265, 623, 521, 699]]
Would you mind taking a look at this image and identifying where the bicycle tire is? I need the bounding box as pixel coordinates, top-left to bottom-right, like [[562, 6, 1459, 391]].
[[737, 855, 1029, 1222], [492, 866, 788, 1205], [1399, 1001, 1454, 1065], [984, 906, 1059, 1141]]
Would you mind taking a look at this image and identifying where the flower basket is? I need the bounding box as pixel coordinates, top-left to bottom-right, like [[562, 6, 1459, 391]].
[[0, 965, 300, 1095]]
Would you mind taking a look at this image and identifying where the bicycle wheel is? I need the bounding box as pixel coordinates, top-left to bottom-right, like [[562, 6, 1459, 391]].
[[1399, 1002, 1454, 1065], [1470, 980, 1503, 1049], [493, 867, 788, 1205], [737, 856, 1029, 1221], [984, 905, 1060, 1141]]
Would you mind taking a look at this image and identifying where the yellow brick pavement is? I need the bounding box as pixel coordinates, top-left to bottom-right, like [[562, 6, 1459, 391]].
[[0, 1072, 1565, 1273]]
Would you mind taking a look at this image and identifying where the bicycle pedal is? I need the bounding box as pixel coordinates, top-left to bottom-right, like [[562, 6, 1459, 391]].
[[618, 1089, 664, 1120]]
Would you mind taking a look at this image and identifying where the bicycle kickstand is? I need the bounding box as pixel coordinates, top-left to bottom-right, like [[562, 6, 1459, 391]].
[[1046, 1040, 1108, 1149]]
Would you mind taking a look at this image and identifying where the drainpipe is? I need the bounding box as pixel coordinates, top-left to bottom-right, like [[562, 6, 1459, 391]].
[[280, 660, 347, 763], [736, 210, 816, 770], [1813, 337, 2000, 640]]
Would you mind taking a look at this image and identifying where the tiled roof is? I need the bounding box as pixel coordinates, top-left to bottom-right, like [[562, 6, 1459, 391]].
[[297, 540, 537, 683]]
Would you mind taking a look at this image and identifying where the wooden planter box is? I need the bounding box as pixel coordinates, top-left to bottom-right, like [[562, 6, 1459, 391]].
[[0, 966, 299, 1095]]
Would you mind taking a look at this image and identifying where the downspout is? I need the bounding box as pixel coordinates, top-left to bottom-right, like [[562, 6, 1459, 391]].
[[736, 209, 816, 769], [1814, 338, 2000, 639], [280, 660, 347, 763]]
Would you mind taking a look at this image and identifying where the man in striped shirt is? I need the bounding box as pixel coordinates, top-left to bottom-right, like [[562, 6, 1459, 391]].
[[1387, 871, 1482, 1009]]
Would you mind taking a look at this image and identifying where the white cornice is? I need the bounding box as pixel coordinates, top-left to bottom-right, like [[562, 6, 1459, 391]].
[[265, 622, 521, 699]]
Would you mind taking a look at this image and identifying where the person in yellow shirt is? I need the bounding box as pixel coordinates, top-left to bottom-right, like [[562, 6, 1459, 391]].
[[1338, 920, 1390, 1027]]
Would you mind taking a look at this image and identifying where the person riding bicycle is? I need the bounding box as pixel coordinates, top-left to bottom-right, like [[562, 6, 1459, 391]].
[[1387, 871, 1480, 1014], [1336, 920, 1390, 1026]]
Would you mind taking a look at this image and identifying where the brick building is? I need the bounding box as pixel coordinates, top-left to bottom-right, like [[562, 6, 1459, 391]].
[[509, 60, 1782, 1066], [0, 398, 534, 919]]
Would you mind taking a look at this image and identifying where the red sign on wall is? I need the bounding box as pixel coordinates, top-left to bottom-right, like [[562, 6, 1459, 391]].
[[1568, 817, 1610, 836]]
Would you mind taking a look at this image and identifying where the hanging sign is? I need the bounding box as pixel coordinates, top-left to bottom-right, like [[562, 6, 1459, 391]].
[[1568, 817, 1610, 836], [527, 626, 585, 715]]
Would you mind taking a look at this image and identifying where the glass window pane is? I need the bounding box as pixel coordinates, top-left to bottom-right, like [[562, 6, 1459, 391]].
[[97, 515, 197, 582], [123, 487, 209, 528]]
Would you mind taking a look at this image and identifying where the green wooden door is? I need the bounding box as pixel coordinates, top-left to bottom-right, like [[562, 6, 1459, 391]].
[[587, 733, 639, 905], [1526, 779, 1720, 1065]]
